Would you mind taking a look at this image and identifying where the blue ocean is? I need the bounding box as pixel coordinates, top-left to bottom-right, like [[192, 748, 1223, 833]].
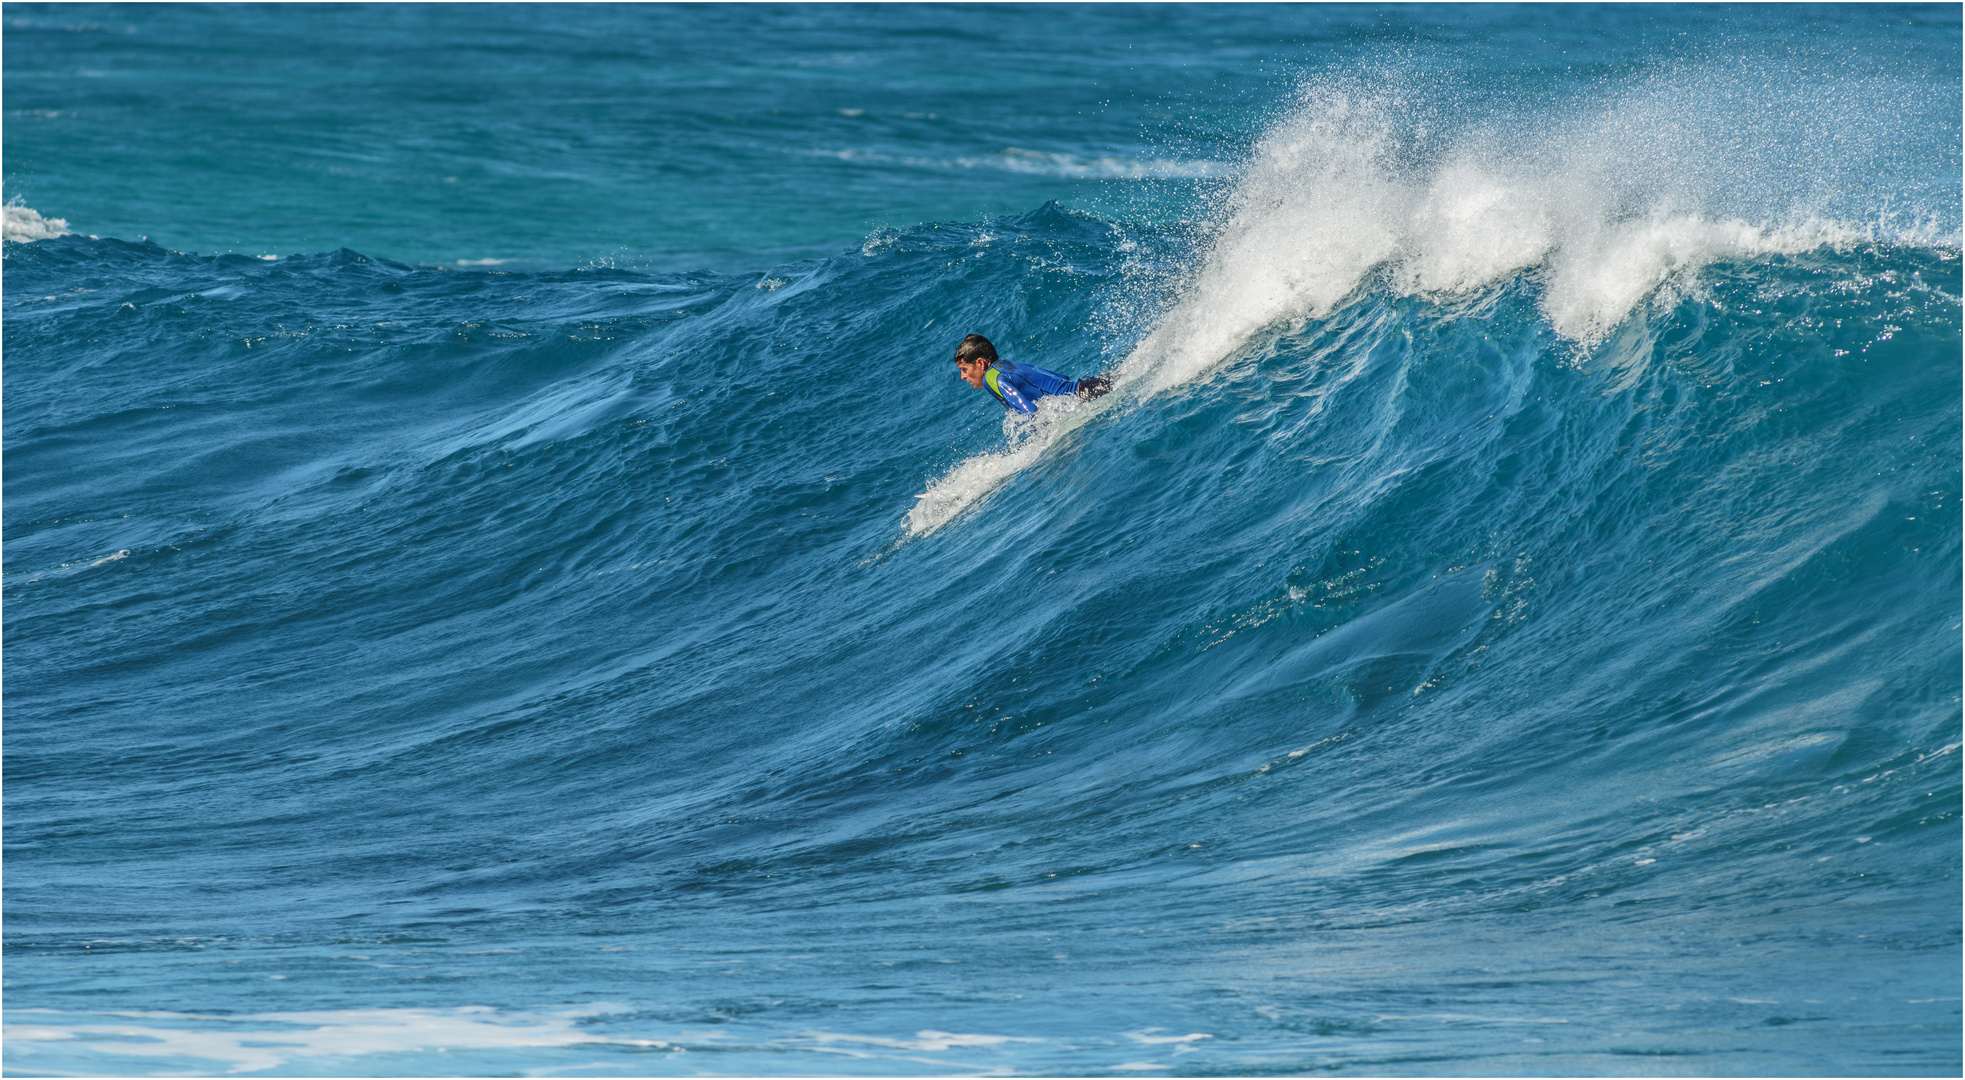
[[4, 4, 1961, 1075]]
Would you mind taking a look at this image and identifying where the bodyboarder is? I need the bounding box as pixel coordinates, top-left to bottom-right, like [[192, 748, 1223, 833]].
[[953, 333, 1110, 413]]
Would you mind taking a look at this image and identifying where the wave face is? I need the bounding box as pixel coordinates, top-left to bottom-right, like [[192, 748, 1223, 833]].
[[5, 6, 1961, 1077]]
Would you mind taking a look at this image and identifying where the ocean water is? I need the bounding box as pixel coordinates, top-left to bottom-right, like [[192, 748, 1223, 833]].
[[4, 4, 1961, 1076]]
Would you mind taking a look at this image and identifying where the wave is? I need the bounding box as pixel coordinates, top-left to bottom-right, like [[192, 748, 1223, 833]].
[[910, 67, 1961, 532], [2, 44, 1958, 1074], [3, 206, 1956, 1074]]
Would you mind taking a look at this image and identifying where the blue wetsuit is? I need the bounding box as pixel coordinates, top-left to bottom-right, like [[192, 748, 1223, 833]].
[[983, 359, 1085, 414]]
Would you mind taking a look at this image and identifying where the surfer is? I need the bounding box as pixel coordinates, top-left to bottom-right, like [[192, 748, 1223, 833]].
[[953, 333, 1110, 413]]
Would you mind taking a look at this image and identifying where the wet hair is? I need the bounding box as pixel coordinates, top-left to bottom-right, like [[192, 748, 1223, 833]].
[[953, 334, 997, 365]]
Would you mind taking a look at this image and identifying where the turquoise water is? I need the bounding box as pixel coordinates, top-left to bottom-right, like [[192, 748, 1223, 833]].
[[5, 4, 1961, 1076]]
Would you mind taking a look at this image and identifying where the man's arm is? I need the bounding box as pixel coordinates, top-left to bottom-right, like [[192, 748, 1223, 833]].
[[996, 377, 1037, 413], [1011, 363, 1080, 399]]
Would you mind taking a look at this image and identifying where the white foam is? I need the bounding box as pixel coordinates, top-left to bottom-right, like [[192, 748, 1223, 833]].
[[809, 145, 1229, 180], [2, 1005, 666, 1074], [982, 147, 1231, 180], [1126, 1028, 1215, 1045], [807, 1028, 1042, 1052], [1392, 158, 1554, 296], [5, 1008, 1065, 1075], [3, 198, 72, 243]]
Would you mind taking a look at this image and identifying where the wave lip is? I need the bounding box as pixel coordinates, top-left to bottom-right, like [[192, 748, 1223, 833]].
[[1119, 70, 1961, 396], [3, 198, 72, 243]]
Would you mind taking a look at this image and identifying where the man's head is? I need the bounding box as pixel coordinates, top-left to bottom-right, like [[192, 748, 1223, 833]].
[[953, 333, 997, 389]]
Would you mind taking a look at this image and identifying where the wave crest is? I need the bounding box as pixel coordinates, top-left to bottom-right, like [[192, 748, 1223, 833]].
[[3, 198, 72, 243], [1123, 68, 1959, 393]]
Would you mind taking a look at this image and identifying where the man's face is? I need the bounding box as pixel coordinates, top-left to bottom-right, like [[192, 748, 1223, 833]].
[[956, 358, 990, 389]]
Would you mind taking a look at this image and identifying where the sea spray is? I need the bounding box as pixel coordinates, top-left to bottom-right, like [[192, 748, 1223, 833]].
[[1128, 64, 1956, 395], [3, 198, 71, 243]]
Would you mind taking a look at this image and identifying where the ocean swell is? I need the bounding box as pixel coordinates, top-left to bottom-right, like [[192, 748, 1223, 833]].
[[3, 17, 1959, 1076]]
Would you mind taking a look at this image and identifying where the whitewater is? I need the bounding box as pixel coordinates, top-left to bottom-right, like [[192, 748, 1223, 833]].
[[5, 4, 1960, 1076]]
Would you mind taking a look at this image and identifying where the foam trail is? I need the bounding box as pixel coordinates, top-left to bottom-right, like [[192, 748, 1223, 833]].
[[3, 1006, 661, 1074], [812, 146, 1231, 179], [908, 394, 1103, 536]]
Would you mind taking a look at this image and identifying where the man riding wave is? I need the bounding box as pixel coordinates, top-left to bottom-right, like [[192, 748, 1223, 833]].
[[953, 333, 1110, 413]]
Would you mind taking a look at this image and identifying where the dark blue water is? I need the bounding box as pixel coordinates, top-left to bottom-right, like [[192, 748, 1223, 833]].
[[5, 4, 1961, 1075]]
